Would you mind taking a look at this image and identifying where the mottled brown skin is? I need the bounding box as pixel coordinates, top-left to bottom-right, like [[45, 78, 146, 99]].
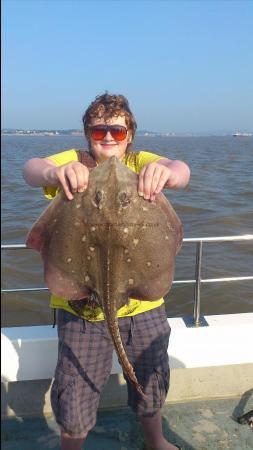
[[26, 156, 183, 396]]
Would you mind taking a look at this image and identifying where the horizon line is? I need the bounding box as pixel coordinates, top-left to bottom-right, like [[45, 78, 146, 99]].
[[2, 127, 253, 136]]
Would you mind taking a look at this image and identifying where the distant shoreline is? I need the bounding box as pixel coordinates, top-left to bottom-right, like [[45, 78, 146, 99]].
[[2, 130, 253, 138], [1, 133, 83, 137], [1, 131, 84, 137]]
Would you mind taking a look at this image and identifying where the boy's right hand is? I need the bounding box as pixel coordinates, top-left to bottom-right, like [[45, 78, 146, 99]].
[[48, 161, 90, 200]]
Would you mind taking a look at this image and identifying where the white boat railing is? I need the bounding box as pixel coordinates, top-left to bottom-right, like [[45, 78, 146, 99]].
[[1, 234, 253, 327]]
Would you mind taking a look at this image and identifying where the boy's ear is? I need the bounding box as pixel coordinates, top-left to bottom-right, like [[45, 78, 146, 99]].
[[127, 131, 132, 143]]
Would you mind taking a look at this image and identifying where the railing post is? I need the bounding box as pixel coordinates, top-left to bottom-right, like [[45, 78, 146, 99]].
[[194, 241, 203, 326]]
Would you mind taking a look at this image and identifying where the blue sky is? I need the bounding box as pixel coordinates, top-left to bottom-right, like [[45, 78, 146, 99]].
[[2, 0, 253, 133]]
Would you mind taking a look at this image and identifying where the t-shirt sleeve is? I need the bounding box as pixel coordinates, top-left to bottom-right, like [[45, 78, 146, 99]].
[[136, 151, 164, 172], [43, 149, 79, 199]]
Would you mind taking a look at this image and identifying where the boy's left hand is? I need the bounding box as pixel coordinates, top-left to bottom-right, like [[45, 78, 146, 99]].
[[138, 162, 171, 202]]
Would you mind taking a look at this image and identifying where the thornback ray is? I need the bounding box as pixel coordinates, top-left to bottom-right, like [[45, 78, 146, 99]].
[[26, 156, 183, 397]]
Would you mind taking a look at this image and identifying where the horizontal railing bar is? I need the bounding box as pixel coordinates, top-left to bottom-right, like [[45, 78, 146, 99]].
[[200, 276, 253, 283], [1, 287, 49, 293], [173, 276, 253, 285], [183, 234, 253, 243], [2, 276, 253, 293], [1, 244, 27, 249], [2, 234, 253, 250], [173, 280, 196, 285]]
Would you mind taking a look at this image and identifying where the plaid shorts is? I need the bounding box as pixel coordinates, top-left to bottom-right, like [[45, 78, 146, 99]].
[[51, 305, 171, 437]]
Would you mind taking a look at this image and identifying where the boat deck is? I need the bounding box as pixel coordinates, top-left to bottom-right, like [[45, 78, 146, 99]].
[[2, 396, 253, 450]]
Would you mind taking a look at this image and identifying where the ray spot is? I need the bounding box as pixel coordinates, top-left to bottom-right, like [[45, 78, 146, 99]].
[[126, 258, 131, 263], [146, 261, 151, 267], [124, 249, 129, 254], [133, 238, 139, 246], [128, 278, 134, 285], [67, 257, 72, 263], [91, 226, 96, 232], [74, 222, 80, 226], [76, 204, 81, 209], [81, 235, 86, 242], [123, 228, 129, 233], [87, 256, 91, 261], [89, 247, 95, 252], [142, 206, 148, 211], [165, 235, 169, 240], [84, 275, 90, 282]]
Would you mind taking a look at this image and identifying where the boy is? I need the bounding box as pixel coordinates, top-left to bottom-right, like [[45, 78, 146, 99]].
[[23, 93, 190, 450]]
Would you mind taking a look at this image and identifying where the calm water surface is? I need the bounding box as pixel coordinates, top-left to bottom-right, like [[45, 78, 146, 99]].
[[1, 135, 253, 326]]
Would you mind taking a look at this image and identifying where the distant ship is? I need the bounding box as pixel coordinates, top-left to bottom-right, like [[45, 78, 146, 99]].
[[233, 132, 252, 137]]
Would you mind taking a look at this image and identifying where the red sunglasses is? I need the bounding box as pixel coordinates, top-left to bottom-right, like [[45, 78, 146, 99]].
[[89, 125, 128, 141]]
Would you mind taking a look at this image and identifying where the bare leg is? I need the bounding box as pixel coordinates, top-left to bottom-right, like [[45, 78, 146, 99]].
[[60, 430, 87, 450], [140, 410, 179, 450]]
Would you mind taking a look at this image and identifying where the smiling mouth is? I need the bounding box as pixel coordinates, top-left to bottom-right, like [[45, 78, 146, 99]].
[[101, 143, 117, 147]]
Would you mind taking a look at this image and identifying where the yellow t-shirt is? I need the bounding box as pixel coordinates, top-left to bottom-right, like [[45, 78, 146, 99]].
[[43, 149, 165, 321]]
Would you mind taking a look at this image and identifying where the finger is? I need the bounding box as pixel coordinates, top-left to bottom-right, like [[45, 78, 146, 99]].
[[154, 169, 171, 194], [65, 167, 79, 193], [57, 172, 74, 200], [150, 167, 163, 196], [75, 166, 89, 192], [138, 166, 147, 197], [142, 164, 156, 199]]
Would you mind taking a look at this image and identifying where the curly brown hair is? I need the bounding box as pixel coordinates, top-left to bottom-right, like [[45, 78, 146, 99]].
[[82, 93, 137, 152]]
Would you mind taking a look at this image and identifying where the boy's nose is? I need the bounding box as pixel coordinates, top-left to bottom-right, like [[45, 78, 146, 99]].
[[104, 130, 114, 140]]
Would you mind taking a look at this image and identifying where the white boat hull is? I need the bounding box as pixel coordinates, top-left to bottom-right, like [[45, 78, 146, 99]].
[[1, 313, 253, 417]]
